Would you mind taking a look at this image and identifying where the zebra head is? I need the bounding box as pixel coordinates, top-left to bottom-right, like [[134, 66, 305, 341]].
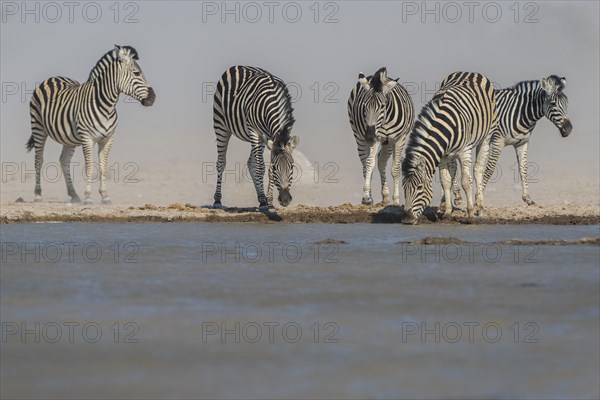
[[540, 75, 571, 137], [358, 68, 398, 144], [267, 127, 299, 207], [114, 45, 156, 107], [401, 156, 433, 224]]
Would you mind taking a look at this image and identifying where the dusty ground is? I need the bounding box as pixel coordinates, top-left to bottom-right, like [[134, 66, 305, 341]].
[[2, 154, 599, 225], [1, 201, 599, 225]]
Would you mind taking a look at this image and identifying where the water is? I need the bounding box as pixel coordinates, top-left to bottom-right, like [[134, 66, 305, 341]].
[[1, 223, 599, 399]]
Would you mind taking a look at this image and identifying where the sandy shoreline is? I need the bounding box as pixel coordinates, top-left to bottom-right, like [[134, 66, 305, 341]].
[[1, 202, 599, 225]]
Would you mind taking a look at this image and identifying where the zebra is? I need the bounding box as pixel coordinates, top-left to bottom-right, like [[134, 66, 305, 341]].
[[347, 67, 414, 205], [480, 75, 572, 205], [26, 45, 155, 204], [212, 66, 299, 209], [402, 72, 496, 224]]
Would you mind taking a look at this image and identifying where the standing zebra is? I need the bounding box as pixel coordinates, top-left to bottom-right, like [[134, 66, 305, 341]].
[[347, 67, 414, 205], [27, 45, 155, 204], [212, 66, 299, 209], [480, 75, 572, 205], [402, 72, 496, 224]]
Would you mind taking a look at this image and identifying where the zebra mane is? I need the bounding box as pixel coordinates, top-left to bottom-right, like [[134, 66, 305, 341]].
[[402, 92, 446, 176], [88, 46, 139, 81], [506, 75, 565, 93], [273, 81, 295, 147]]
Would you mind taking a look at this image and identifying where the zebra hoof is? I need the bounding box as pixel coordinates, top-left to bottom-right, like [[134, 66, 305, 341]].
[[70, 196, 82, 204], [83, 199, 93, 205], [33, 196, 43, 203], [101, 198, 112, 205], [361, 198, 373, 206], [526, 200, 536, 206], [212, 202, 223, 209]]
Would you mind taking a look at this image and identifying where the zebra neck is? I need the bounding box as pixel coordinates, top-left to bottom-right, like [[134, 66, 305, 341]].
[[406, 150, 438, 179], [524, 85, 546, 123], [90, 68, 120, 111], [501, 84, 546, 129]]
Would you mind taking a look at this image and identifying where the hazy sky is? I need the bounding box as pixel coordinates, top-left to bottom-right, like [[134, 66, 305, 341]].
[[1, 1, 599, 192]]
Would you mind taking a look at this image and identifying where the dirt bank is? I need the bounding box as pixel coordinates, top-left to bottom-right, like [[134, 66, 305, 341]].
[[1, 202, 598, 225]]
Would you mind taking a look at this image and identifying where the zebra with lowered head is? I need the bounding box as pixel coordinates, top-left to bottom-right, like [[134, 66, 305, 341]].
[[481, 75, 572, 205], [402, 72, 496, 224], [27, 45, 155, 204], [347, 67, 414, 205], [212, 66, 299, 210]]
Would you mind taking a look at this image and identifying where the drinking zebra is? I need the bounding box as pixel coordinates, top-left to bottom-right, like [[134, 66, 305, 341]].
[[347, 67, 414, 205], [212, 66, 299, 209], [402, 72, 496, 224], [26, 45, 155, 204], [482, 75, 572, 205]]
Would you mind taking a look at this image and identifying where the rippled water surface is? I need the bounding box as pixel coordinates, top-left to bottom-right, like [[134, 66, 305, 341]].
[[1, 223, 599, 399]]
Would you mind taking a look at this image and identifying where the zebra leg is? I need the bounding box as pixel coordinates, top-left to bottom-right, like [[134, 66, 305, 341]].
[[377, 143, 393, 204], [362, 141, 381, 205], [515, 142, 535, 205], [98, 136, 114, 205], [266, 165, 275, 208], [438, 158, 454, 219], [440, 157, 457, 211], [482, 133, 505, 189], [449, 159, 463, 207], [82, 141, 95, 205], [474, 138, 491, 212], [59, 145, 80, 203], [458, 150, 475, 218], [32, 135, 47, 202], [391, 137, 405, 205], [247, 143, 268, 209], [213, 129, 232, 208]]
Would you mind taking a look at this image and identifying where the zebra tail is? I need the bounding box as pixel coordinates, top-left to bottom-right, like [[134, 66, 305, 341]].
[[26, 135, 35, 152]]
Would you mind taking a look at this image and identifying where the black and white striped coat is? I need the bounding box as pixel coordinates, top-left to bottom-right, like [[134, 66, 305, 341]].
[[27, 45, 155, 204], [402, 72, 496, 224], [347, 67, 414, 205], [212, 66, 298, 209], [482, 75, 572, 205]]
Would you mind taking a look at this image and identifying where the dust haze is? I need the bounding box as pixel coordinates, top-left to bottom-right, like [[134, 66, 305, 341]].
[[1, 1, 598, 207]]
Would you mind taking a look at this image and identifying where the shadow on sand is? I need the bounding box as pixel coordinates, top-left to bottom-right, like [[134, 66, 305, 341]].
[[371, 205, 439, 224]]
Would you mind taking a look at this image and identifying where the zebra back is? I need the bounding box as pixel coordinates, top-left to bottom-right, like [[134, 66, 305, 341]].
[[403, 72, 496, 176], [214, 66, 294, 144]]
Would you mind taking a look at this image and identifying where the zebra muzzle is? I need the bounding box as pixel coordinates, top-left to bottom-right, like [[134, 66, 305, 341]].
[[560, 118, 572, 137], [365, 126, 377, 144], [142, 87, 156, 107], [401, 209, 418, 225], [278, 189, 292, 207]]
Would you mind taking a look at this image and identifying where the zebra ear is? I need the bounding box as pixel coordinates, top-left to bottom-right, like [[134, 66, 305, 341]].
[[266, 139, 274, 150], [416, 158, 427, 174], [560, 76, 567, 87], [286, 136, 299, 152], [540, 77, 554, 94], [382, 79, 397, 95], [359, 74, 370, 90]]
